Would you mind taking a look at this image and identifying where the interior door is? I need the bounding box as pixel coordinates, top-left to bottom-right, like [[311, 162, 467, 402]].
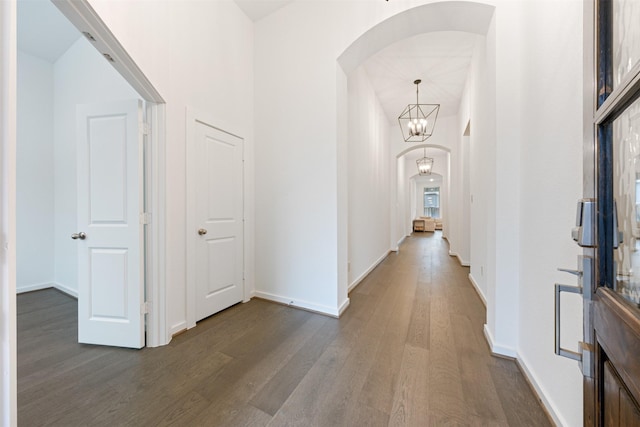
[[583, 0, 640, 424], [76, 99, 145, 349], [192, 120, 244, 322]]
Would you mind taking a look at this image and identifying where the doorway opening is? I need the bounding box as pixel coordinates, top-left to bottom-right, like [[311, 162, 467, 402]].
[[15, 0, 166, 350]]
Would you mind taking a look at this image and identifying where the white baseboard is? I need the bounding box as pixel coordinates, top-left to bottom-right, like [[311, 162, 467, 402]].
[[170, 320, 188, 337], [468, 273, 487, 307], [348, 251, 389, 293], [483, 324, 517, 358], [52, 282, 78, 298], [16, 282, 55, 294], [244, 289, 255, 303], [395, 235, 406, 249], [253, 290, 342, 318], [17, 282, 78, 298], [338, 298, 350, 316], [515, 354, 564, 427], [447, 250, 470, 267]]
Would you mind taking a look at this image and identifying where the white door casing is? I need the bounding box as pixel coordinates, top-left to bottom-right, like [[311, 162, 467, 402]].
[[187, 114, 244, 325], [76, 99, 145, 349]]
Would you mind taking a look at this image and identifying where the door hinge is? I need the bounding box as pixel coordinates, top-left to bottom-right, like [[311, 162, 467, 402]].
[[140, 212, 151, 224], [141, 122, 151, 136], [141, 302, 150, 314]]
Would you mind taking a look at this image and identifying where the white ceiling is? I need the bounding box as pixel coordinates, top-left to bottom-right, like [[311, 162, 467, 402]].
[[234, 0, 294, 22], [17, 0, 81, 62], [361, 31, 481, 123]]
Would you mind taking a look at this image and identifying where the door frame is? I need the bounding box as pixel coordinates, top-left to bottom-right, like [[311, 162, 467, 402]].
[[1, 1, 18, 424], [584, 0, 640, 424], [583, 0, 596, 424], [51, 0, 168, 348], [1, 2, 169, 421], [185, 107, 247, 330]]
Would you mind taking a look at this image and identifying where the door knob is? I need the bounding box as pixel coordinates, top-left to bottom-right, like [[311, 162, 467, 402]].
[[71, 232, 86, 240], [198, 228, 208, 236]]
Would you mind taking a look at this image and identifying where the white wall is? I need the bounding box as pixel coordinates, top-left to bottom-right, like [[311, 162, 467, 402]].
[[514, 1, 584, 425], [347, 67, 391, 290], [467, 15, 495, 315], [16, 51, 54, 291], [450, 77, 472, 266], [52, 36, 140, 294], [86, 0, 255, 335], [459, 2, 584, 425]]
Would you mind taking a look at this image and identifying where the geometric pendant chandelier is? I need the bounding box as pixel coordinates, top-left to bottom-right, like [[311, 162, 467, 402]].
[[416, 148, 434, 176], [398, 79, 440, 142]]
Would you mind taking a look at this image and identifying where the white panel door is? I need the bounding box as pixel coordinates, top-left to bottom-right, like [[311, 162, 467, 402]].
[[76, 99, 144, 348], [194, 121, 244, 321]]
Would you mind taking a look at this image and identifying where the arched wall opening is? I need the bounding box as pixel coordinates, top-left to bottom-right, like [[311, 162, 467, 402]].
[[337, 1, 495, 302], [397, 146, 450, 245]]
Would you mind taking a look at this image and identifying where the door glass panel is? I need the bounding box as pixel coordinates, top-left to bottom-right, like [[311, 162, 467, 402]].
[[613, 0, 640, 88], [613, 95, 640, 306]]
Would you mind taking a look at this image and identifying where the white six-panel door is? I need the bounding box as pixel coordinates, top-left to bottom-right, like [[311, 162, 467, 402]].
[[76, 99, 145, 348], [191, 120, 244, 322]]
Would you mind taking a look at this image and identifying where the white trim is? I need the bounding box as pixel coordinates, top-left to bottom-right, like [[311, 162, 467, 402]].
[[516, 354, 564, 427], [186, 108, 196, 329], [348, 250, 389, 293], [468, 273, 487, 307], [1, 0, 17, 423], [448, 250, 470, 267], [16, 282, 56, 294], [394, 235, 407, 251], [338, 298, 350, 316], [145, 103, 167, 347], [51, 0, 163, 103], [170, 320, 188, 337], [254, 291, 343, 318], [16, 283, 78, 299], [52, 282, 78, 298], [483, 324, 517, 358]]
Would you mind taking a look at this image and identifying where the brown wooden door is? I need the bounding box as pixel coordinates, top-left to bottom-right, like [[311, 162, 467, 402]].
[[585, 1, 640, 425]]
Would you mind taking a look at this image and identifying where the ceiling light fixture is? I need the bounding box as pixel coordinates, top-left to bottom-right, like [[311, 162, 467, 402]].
[[417, 148, 434, 176], [398, 79, 440, 142]]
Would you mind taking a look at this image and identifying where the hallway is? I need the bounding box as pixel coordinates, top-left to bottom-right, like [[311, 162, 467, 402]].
[[17, 232, 551, 426]]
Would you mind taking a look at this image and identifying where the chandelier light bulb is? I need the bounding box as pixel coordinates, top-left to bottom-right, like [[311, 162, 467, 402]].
[[398, 79, 440, 142]]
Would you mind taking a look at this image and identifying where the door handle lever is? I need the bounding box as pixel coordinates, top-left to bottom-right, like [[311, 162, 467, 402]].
[[558, 267, 582, 277], [71, 232, 87, 240], [555, 283, 583, 362]]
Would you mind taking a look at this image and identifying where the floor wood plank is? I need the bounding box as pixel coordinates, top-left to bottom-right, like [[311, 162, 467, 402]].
[[17, 232, 552, 426]]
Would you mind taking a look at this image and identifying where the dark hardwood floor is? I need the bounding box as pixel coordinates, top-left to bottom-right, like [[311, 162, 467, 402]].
[[17, 232, 552, 426]]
